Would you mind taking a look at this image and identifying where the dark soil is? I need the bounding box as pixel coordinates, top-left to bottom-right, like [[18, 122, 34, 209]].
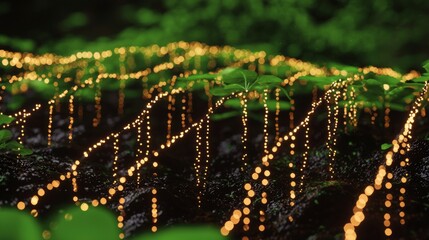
[[1, 119, 429, 240], [1, 91, 429, 240]]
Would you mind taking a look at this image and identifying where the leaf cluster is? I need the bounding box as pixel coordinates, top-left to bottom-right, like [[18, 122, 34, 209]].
[[0, 114, 32, 155]]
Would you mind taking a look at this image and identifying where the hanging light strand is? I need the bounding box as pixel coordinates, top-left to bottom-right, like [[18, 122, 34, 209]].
[[344, 82, 429, 240], [241, 91, 249, 171]]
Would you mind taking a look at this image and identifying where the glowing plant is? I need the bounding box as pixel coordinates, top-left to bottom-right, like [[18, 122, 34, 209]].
[[0, 42, 428, 240], [0, 114, 32, 155]]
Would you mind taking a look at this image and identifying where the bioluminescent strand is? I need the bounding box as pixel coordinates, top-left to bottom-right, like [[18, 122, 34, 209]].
[[241, 91, 249, 170], [2, 42, 426, 240], [343, 82, 429, 240]]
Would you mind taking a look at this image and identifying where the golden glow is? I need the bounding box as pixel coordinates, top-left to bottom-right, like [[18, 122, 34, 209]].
[[241, 91, 249, 170], [6, 42, 425, 238], [344, 82, 429, 239], [17, 201, 26, 210], [80, 203, 89, 211], [30, 196, 39, 205]]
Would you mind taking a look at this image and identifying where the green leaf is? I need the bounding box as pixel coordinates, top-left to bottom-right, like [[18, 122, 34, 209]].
[[363, 79, 384, 97], [19, 148, 33, 156], [209, 87, 234, 96], [0, 129, 12, 143], [224, 99, 242, 109], [381, 143, 393, 151], [298, 76, 337, 88], [0, 208, 41, 240], [365, 79, 382, 86], [410, 75, 429, 83], [188, 81, 208, 91], [375, 75, 400, 86], [252, 85, 267, 93], [399, 82, 425, 88], [75, 88, 96, 101], [220, 67, 237, 75], [223, 84, 245, 91], [224, 99, 262, 110], [387, 86, 412, 97], [388, 103, 407, 111], [180, 73, 217, 81], [328, 63, 360, 74], [211, 111, 241, 121], [51, 206, 119, 240], [266, 100, 291, 111], [279, 87, 292, 101], [60, 12, 88, 30], [136, 9, 160, 25], [7, 95, 26, 111], [0, 114, 14, 125], [423, 60, 429, 73], [251, 84, 278, 92], [256, 75, 282, 85], [100, 78, 120, 90], [222, 69, 257, 84], [28, 80, 56, 99], [4, 140, 23, 150], [358, 99, 383, 109], [388, 87, 415, 105]]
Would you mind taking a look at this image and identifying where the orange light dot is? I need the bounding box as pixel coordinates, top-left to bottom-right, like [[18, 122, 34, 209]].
[[220, 227, 229, 236], [119, 177, 126, 183], [80, 203, 89, 211], [109, 188, 116, 195], [92, 199, 99, 207], [385, 200, 391, 207], [225, 221, 234, 231], [262, 179, 269, 185], [364, 186, 374, 196], [233, 210, 242, 219], [243, 207, 250, 215], [248, 189, 255, 197], [252, 173, 259, 180], [385, 228, 392, 236], [17, 201, 26, 210], [31, 196, 39, 205], [52, 180, 60, 188], [38, 189, 45, 197]]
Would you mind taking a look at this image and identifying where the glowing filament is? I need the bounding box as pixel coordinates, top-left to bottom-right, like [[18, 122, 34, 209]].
[[68, 95, 74, 142], [274, 88, 280, 141], [47, 102, 54, 146], [93, 77, 102, 127], [241, 92, 249, 170]]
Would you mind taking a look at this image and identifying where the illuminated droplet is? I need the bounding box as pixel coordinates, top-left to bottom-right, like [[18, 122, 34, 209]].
[[17, 201, 26, 210], [80, 203, 89, 211]]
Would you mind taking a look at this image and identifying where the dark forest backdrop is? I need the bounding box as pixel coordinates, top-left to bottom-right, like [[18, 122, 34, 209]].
[[0, 0, 428, 72]]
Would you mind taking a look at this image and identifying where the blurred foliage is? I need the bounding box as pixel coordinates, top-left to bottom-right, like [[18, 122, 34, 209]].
[[0, 208, 41, 240], [0, 206, 227, 240], [0, 0, 428, 72], [50, 206, 119, 240]]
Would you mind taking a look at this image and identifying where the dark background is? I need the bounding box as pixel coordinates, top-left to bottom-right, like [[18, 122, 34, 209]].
[[0, 0, 428, 72]]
